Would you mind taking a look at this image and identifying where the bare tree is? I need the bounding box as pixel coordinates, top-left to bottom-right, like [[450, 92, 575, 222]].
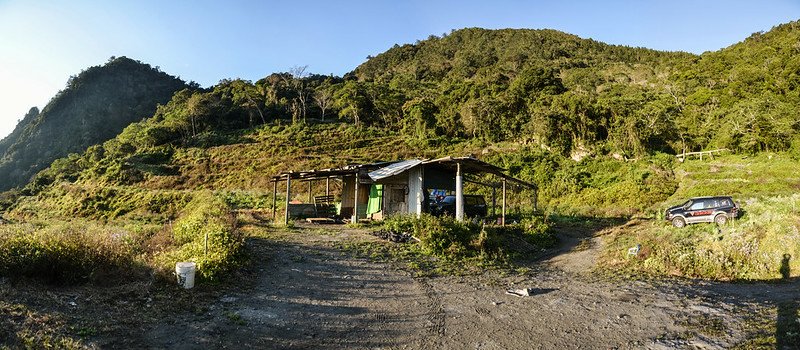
[[313, 88, 333, 121], [244, 93, 266, 124], [231, 80, 266, 125], [282, 65, 310, 123]]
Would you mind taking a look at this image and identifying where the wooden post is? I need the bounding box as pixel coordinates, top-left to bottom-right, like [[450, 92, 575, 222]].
[[502, 178, 507, 226], [455, 162, 464, 221], [285, 176, 291, 225], [326, 177, 330, 196], [491, 186, 497, 217], [308, 180, 312, 203], [353, 175, 359, 222], [272, 180, 278, 220]]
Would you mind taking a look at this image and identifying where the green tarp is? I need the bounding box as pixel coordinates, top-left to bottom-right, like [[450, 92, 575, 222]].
[[367, 184, 383, 214]]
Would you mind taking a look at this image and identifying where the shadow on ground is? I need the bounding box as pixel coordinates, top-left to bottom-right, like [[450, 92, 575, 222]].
[[143, 236, 430, 349], [529, 214, 629, 261]]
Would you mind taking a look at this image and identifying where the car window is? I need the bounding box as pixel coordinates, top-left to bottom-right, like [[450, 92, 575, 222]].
[[689, 201, 705, 210], [442, 197, 455, 204], [705, 200, 717, 209], [720, 198, 731, 207]]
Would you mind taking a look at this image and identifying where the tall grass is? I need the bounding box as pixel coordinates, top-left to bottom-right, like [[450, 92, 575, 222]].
[[153, 191, 243, 282], [602, 194, 800, 280], [0, 220, 146, 284], [669, 153, 800, 200], [383, 214, 554, 262], [0, 191, 243, 285]]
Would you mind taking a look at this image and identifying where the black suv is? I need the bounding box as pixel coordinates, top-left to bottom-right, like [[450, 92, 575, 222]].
[[665, 196, 739, 228], [433, 195, 488, 218]]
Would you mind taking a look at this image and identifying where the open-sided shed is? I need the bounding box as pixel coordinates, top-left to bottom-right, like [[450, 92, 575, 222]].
[[271, 156, 536, 224]]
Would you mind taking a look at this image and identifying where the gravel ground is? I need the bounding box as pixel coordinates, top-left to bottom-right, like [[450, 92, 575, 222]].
[[2, 222, 799, 349]]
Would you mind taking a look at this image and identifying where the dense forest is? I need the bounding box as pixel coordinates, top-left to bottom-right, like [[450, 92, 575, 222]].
[[0, 57, 187, 190], [32, 21, 799, 172], [3, 21, 800, 200]]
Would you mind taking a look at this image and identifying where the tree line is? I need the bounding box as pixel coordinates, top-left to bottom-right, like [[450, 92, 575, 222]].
[[114, 22, 800, 159]]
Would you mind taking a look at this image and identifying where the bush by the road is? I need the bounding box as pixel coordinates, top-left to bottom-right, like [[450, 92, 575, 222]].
[[0, 191, 243, 285], [384, 214, 554, 262]]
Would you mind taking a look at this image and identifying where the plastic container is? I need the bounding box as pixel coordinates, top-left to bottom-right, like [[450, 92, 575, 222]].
[[175, 262, 196, 289]]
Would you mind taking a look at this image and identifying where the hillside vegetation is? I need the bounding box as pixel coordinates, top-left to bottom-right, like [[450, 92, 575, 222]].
[[600, 154, 800, 280], [0, 57, 187, 191], [2, 21, 800, 283]]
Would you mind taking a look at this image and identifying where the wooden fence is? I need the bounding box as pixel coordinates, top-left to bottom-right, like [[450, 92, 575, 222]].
[[676, 149, 729, 162]]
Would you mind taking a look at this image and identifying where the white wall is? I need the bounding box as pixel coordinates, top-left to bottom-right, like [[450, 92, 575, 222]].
[[407, 166, 424, 216]]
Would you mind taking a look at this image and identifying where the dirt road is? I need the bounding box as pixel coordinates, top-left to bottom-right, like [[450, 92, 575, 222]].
[[2, 222, 798, 349], [139, 224, 798, 349]]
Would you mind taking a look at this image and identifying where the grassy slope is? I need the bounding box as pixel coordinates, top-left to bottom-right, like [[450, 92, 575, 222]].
[[599, 153, 800, 280], [7, 117, 798, 282], [0, 123, 488, 285], [0, 57, 187, 191]]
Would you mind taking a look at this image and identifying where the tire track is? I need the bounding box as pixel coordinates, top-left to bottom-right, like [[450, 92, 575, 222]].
[[417, 278, 446, 339]]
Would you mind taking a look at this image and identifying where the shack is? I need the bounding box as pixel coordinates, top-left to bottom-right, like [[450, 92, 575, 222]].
[[271, 156, 536, 224]]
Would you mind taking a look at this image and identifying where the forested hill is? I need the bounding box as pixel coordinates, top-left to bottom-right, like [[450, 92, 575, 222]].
[[0, 57, 187, 190], [346, 27, 701, 155], [5, 21, 800, 197], [353, 28, 695, 82], [672, 21, 800, 153], [348, 24, 800, 156]]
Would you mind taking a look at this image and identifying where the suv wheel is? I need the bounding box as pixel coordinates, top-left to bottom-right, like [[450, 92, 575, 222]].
[[714, 214, 728, 225], [672, 217, 686, 228]]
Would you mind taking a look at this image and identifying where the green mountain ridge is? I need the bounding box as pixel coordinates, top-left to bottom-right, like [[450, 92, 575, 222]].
[[353, 27, 695, 82], [3, 21, 800, 207], [0, 57, 188, 191], [0, 20, 799, 295]]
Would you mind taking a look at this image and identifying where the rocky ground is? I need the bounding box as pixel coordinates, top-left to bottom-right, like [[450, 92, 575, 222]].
[[2, 219, 799, 349]]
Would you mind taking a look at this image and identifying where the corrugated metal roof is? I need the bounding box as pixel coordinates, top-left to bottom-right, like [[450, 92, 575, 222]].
[[272, 156, 536, 189], [368, 159, 423, 181], [272, 160, 393, 180]]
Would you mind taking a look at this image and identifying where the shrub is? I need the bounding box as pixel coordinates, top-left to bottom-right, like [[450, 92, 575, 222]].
[[383, 214, 554, 262], [9, 184, 192, 221], [481, 215, 557, 260], [601, 194, 800, 280], [220, 190, 271, 210], [153, 191, 243, 282], [517, 216, 557, 247], [0, 221, 143, 284], [383, 214, 416, 235], [1, 191, 244, 285], [413, 214, 478, 257]]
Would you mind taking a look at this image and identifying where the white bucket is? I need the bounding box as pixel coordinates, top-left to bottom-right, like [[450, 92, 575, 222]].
[[175, 262, 196, 289]]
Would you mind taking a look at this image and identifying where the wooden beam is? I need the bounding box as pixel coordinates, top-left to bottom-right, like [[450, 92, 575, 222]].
[[491, 186, 496, 217], [464, 177, 500, 188], [308, 180, 313, 203], [285, 176, 291, 225], [272, 179, 278, 221], [676, 148, 729, 161], [353, 175, 359, 222], [455, 162, 464, 221], [502, 178, 507, 226]]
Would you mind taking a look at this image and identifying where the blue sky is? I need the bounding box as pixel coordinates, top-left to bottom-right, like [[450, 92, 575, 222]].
[[1, 0, 798, 138]]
